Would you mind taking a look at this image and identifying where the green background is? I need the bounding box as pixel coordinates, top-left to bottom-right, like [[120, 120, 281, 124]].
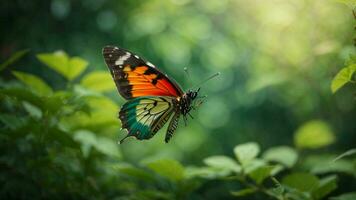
[[1, 0, 355, 199]]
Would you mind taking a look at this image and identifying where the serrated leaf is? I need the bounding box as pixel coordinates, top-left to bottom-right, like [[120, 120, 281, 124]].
[[146, 159, 184, 181], [330, 192, 356, 200], [81, 71, 116, 92], [312, 175, 337, 200], [12, 71, 53, 96], [37, 51, 88, 80], [248, 165, 275, 184], [331, 64, 356, 93], [263, 146, 298, 168], [0, 49, 29, 71], [234, 142, 260, 165], [294, 120, 335, 149], [230, 188, 256, 197], [203, 155, 241, 173], [282, 173, 319, 192]]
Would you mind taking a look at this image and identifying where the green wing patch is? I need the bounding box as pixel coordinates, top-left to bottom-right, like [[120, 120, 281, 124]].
[[119, 97, 175, 143]]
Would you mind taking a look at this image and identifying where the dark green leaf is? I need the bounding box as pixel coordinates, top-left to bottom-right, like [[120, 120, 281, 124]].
[[282, 173, 319, 192], [330, 192, 356, 200], [248, 165, 275, 184], [0, 49, 29, 71], [312, 175, 337, 200]]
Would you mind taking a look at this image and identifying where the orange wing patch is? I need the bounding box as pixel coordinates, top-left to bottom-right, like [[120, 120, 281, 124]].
[[103, 46, 183, 99], [124, 66, 181, 98]]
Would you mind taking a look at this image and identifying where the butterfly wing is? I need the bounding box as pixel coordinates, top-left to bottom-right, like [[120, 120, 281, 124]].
[[165, 112, 180, 143], [119, 96, 176, 143], [103, 46, 183, 99]]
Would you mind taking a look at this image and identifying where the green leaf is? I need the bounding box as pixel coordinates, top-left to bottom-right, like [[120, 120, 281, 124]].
[[22, 101, 42, 119], [0, 49, 29, 71], [312, 175, 337, 200], [74, 130, 120, 158], [146, 159, 184, 181], [68, 57, 88, 80], [330, 192, 356, 200], [263, 146, 298, 168], [94, 137, 121, 158], [37, 51, 88, 80], [333, 148, 356, 162], [234, 142, 260, 165], [12, 71, 53, 96], [80, 71, 116, 92], [37, 51, 69, 76], [74, 130, 97, 157], [248, 165, 275, 184], [0, 114, 27, 130], [331, 64, 356, 93], [185, 166, 231, 179], [294, 120, 335, 149], [282, 173, 319, 192], [203, 155, 241, 173], [230, 188, 257, 197]]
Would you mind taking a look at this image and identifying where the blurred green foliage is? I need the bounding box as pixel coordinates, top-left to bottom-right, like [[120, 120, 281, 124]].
[[1, 0, 356, 199]]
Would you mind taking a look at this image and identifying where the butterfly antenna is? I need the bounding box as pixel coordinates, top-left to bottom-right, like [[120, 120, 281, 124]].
[[192, 72, 220, 89]]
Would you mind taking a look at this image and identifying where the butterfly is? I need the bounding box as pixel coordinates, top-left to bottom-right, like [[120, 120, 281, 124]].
[[102, 46, 202, 143]]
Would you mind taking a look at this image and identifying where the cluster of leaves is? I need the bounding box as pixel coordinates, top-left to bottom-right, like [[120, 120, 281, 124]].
[[114, 123, 356, 200], [331, 1, 356, 94], [1, 51, 355, 200]]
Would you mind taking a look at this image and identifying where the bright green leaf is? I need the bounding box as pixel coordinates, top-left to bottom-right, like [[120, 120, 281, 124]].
[[248, 165, 275, 184], [0, 49, 29, 71], [80, 71, 116, 92], [263, 146, 298, 168], [282, 172, 319, 192], [330, 192, 356, 200], [204, 155, 241, 173], [230, 188, 256, 197], [234, 142, 260, 165], [37, 51, 69, 77], [12, 71, 53, 96], [37, 51, 88, 80], [331, 64, 356, 93], [312, 175, 338, 200], [294, 120, 335, 149], [67, 57, 88, 80], [146, 159, 184, 181]]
